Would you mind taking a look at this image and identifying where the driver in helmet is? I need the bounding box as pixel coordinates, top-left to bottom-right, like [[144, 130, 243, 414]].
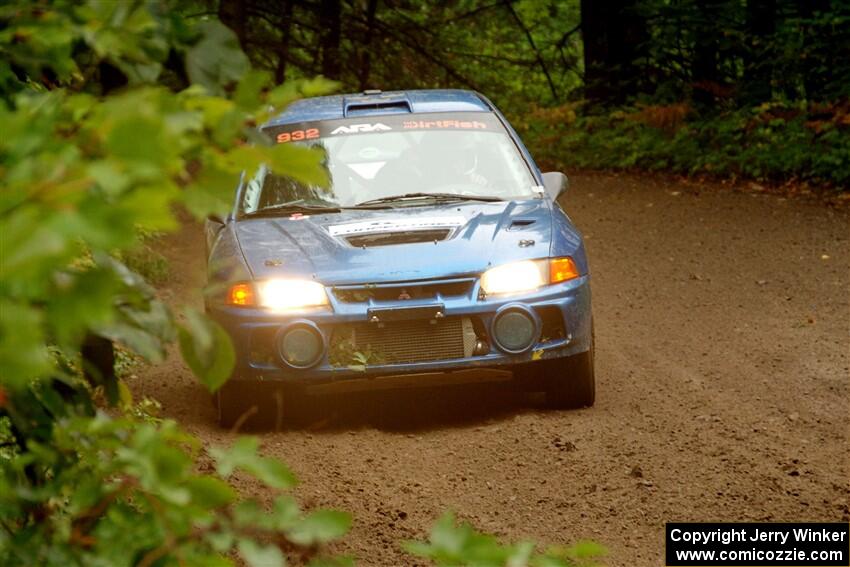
[[445, 145, 488, 187], [423, 135, 489, 188]]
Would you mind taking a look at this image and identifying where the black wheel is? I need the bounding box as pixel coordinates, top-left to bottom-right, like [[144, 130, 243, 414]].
[[511, 324, 595, 408], [542, 347, 595, 409], [215, 381, 287, 429]]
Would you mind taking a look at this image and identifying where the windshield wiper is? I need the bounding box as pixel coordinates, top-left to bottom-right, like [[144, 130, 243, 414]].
[[244, 201, 341, 217], [354, 192, 503, 207]]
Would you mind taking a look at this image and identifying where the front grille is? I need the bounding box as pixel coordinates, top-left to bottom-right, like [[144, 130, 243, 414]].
[[333, 279, 474, 303], [330, 317, 477, 365]]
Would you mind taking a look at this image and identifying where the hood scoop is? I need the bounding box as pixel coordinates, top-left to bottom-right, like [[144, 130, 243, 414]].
[[508, 219, 537, 231], [346, 229, 452, 248]]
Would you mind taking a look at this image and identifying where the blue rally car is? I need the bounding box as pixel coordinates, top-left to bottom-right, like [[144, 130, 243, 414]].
[[205, 89, 594, 426]]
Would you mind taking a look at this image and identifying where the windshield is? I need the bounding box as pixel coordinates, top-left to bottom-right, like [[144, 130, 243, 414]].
[[241, 112, 539, 213]]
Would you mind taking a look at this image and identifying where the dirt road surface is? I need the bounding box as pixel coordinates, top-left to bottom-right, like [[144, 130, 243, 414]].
[[128, 173, 850, 566]]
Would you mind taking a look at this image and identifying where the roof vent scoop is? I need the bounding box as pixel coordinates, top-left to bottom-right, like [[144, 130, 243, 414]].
[[343, 94, 412, 116]]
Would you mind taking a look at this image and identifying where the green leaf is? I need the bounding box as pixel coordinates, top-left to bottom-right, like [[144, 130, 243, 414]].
[[306, 557, 354, 567], [186, 475, 237, 509], [212, 437, 297, 490], [0, 208, 68, 282], [220, 143, 328, 193], [287, 510, 352, 546], [264, 143, 330, 188], [68, 476, 104, 515], [237, 539, 284, 567], [266, 77, 339, 112], [184, 553, 233, 567], [232, 499, 264, 528], [117, 380, 133, 408], [119, 182, 180, 231], [96, 321, 167, 362], [0, 300, 51, 389], [268, 495, 301, 530], [177, 309, 235, 392], [564, 540, 608, 559], [429, 512, 465, 554], [506, 541, 534, 567], [46, 268, 119, 348], [107, 114, 169, 166], [182, 165, 241, 219], [243, 454, 298, 490], [88, 159, 131, 196], [205, 530, 236, 554], [186, 21, 249, 96], [234, 70, 271, 111]]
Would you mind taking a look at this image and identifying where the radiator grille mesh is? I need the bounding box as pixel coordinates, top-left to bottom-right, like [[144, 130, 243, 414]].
[[333, 317, 475, 364]]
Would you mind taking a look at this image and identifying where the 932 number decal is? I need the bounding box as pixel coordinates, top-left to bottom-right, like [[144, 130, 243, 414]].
[[276, 128, 319, 143]]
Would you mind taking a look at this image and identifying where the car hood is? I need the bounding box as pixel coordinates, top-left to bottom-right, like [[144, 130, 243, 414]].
[[235, 200, 558, 285]]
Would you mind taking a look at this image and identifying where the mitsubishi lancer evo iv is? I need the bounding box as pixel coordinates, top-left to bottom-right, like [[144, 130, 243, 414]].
[[205, 89, 594, 426]]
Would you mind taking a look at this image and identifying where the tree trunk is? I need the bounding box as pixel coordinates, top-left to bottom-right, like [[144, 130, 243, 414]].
[[320, 0, 342, 80], [581, 0, 647, 105], [797, 0, 831, 101], [218, 0, 248, 49], [358, 0, 379, 90], [275, 0, 294, 85], [692, 0, 721, 110], [580, 0, 609, 103], [742, 0, 776, 104]]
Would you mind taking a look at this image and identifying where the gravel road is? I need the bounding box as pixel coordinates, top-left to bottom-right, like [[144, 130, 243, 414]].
[[128, 172, 850, 566]]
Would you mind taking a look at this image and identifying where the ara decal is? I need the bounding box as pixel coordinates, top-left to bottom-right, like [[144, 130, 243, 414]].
[[330, 123, 392, 135]]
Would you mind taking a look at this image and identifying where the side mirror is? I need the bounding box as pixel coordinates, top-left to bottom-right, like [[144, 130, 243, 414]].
[[541, 172, 569, 201]]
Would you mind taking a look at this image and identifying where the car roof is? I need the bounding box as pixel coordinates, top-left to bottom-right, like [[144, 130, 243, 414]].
[[264, 89, 493, 127]]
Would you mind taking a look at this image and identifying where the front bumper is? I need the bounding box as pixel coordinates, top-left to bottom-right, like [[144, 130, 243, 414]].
[[208, 275, 592, 386]]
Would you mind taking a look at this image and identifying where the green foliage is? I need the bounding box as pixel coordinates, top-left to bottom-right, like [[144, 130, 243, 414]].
[[222, 0, 581, 108], [211, 437, 297, 490], [636, 0, 850, 105], [117, 230, 170, 285], [0, 1, 351, 565], [0, 0, 332, 389], [405, 512, 606, 567], [520, 101, 850, 186], [0, 414, 351, 566], [186, 21, 250, 96], [177, 309, 235, 392], [327, 332, 387, 372]]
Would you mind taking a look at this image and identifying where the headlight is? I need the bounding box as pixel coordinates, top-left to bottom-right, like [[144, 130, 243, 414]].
[[480, 257, 580, 296], [226, 279, 329, 311], [480, 260, 545, 295]]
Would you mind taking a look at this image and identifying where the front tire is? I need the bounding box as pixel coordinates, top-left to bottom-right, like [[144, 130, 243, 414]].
[[216, 381, 253, 428], [542, 345, 595, 409], [215, 381, 287, 429]]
